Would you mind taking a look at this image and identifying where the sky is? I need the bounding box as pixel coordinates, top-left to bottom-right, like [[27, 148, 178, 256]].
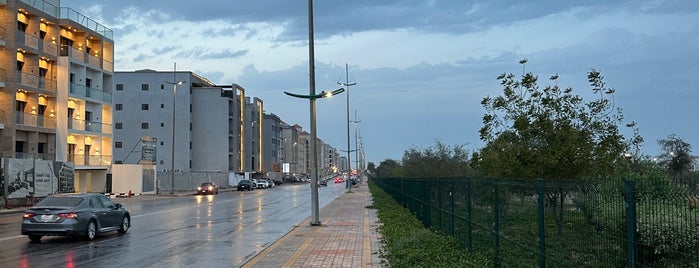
[[60, 0, 699, 165]]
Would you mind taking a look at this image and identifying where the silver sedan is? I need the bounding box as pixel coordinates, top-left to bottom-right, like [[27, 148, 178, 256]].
[[21, 193, 131, 242]]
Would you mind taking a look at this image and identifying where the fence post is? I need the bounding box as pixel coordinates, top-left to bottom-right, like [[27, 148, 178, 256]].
[[451, 177, 455, 236], [624, 179, 637, 268], [493, 177, 500, 268], [467, 177, 473, 251], [537, 178, 546, 268]]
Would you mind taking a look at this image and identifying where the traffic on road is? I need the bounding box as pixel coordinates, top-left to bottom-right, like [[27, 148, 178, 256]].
[[0, 177, 346, 267]]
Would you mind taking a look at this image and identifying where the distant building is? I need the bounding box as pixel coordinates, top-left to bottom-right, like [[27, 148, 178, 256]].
[[0, 0, 114, 193], [113, 70, 245, 189]]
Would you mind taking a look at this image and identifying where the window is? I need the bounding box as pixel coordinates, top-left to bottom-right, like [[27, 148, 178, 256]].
[[17, 21, 27, 32], [160, 141, 164, 146], [116, 84, 123, 91], [16, 60, 24, 71], [161, 104, 164, 108], [160, 123, 164, 127], [115, 123, 123, 129], [141, 84, 149, 91], [115, 141, 123, 148], [141, 123, 149, 129], [141, 104, 149, 110], [115, 104, 123, 110], [161, 84, 164, 89]]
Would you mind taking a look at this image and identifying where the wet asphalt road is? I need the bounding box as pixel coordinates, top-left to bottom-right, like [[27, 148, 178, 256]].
[[0, 181, 347, 267]]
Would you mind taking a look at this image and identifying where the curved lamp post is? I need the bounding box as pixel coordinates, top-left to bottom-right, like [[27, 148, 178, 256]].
[[284, 87, 344, 226]]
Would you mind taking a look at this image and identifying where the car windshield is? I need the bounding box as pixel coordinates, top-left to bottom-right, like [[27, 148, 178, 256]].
[[36, 196, 83, 207], [201, 183, 214, 186], [239, 180, 251, 184]]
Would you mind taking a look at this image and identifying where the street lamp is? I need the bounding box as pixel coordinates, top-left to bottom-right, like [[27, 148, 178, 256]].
[[339, 63, 356, 192], [283, 0, 346, 226], [166, 63, 185, 194]]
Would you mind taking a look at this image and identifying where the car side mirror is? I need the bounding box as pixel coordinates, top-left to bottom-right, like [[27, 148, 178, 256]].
[[114, 203, 122, 209]]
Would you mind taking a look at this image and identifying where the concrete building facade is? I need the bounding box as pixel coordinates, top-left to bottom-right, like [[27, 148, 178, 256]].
[[113, 70, 245, 190], [0, 0, 114, 193]]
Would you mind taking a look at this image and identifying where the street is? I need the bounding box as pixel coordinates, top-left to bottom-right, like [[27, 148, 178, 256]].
[[0, 181, 346, 267]]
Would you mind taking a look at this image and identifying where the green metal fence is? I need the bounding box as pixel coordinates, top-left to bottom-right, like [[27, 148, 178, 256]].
[[372, 177, 699, 268]]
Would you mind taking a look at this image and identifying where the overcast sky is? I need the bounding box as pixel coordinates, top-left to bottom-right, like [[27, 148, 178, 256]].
[[61, 0, 699, 165]]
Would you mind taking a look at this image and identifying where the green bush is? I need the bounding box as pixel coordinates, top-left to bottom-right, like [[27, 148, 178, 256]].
[[369, 181, 489, 267]]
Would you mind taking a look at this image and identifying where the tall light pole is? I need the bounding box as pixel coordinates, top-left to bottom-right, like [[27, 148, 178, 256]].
[[284, 0, 344, 226], [166, 63, 184, 194], [351, 110, 361, 179], [339, 63, 356, 192]]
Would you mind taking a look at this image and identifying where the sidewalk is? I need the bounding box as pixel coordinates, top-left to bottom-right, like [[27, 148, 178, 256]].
[[242, 183, 385, 268]]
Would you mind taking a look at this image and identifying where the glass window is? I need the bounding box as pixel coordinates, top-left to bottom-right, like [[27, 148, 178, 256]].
[[141, 84, 149, 91], [115, 123, 123, 129], [116, 84, 123, 91], [115, 104, 123, 110], [141, 123, 149, 129], [141, 104, 149, 110], [115, 141, 123, 148]]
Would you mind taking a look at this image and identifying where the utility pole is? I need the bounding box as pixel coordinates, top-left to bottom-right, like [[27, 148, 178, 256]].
[[351, 111, 361, 179], [339, 63, 356, 192]]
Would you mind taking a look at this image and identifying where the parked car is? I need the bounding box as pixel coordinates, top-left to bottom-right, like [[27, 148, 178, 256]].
[[265, 179, 275, 188], [197, 182, 219, 195], [273, 179, 284, 186], [256, 179, 269, 189], [21, 193, 130, 242], [237, 180, 255, 191], [319, 179, 328, 187]]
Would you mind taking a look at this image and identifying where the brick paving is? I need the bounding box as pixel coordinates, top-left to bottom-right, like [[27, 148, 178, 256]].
[[242, 183, 385, 268]]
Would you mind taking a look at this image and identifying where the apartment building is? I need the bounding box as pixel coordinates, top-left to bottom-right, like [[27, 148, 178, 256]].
[[113, 70, 245, 190], [0, 0, 114, 193], [244, 96, 263, 174], [262, 112, 282, 178]]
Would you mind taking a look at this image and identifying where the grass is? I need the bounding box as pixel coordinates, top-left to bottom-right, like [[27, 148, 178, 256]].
[[368, 181, 489, 267]]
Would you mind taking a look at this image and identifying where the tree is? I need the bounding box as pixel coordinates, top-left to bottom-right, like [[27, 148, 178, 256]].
[[657, 134, 694, 178], [472, 60, 640, 235], [401, 140, 471, 178], [367, 162, 377, 176], [375, 159, 403, 178], [473, 60, 636, 179]]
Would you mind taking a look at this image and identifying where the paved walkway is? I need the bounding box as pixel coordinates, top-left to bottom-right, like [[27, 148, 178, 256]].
[[242, 183, 385, 268]]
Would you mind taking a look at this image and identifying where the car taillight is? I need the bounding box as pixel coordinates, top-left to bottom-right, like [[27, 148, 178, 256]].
[[23, 212, 36, 219], [58, 213, 78, 219]]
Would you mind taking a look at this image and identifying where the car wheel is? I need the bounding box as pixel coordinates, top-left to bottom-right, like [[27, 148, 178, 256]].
[[85, 220, 97, 241], [118, 216, 130, 234], [28, 235, 42, 242]]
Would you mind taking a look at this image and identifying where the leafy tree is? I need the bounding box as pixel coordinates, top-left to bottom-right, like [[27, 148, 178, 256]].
[[366, 162, 377, 176], [657, 134, 694, 178], [375, 159, 404, 178], [472, 59, 640, 235], [473, 59, 636, 179], [401, 140, 471, 178]]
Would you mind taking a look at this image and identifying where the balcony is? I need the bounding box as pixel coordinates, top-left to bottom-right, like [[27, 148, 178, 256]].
[[15, 71, 57, 92], [13, 152, 56, 161], [15, 31, 39, 50], [15, 111, 57, 129], [69, 83, 112, 103], [67, 117, 111, 135], [68, 153, 112, 166]]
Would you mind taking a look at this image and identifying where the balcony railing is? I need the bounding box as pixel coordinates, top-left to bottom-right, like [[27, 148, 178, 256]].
[[20, 0, 59, 18], [67, 117, 111, 134], [15, 71, 57, 92], [68, 154, 112, 166], [69, 83, 112, 103], [15, 30, 39, 49], [60, 7, 113, 40], [13, 152, 56, 161], [14, 111, 57, 129]]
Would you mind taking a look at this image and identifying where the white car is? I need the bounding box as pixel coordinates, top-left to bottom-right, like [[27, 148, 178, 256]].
[[256, 180, 269, 189]]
